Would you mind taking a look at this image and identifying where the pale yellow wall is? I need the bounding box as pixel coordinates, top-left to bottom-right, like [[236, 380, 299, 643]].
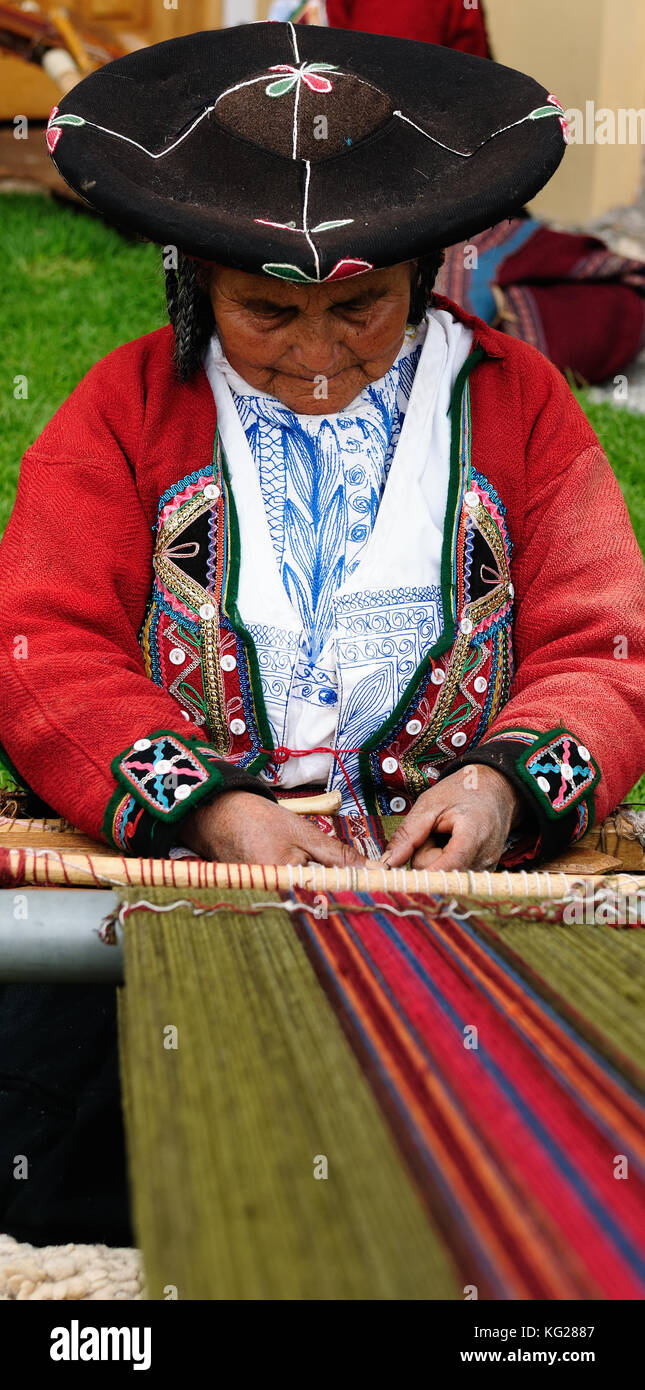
[[484, 0, 645, 222]]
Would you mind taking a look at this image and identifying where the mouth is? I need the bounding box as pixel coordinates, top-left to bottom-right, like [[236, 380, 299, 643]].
[[277, 366, 350, 383]]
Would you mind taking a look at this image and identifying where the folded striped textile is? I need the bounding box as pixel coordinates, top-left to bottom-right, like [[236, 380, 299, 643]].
[[437, 218, 645, 383], [118, 885, 645, 1300]]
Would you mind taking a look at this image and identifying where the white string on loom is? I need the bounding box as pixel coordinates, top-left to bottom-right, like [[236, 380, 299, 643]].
[[113, 894, 476, 930]]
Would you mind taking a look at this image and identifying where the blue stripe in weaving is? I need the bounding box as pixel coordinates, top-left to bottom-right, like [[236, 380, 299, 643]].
[[340, 902, 645, 1284], [294, 909, 509, 1298], [454, 910, 645, 1107]]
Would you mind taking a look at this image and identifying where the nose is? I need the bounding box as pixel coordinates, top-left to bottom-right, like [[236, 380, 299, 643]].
[[289, 316, 343, 376]]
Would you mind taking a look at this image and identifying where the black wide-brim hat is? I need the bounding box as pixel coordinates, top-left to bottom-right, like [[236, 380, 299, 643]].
[[46, 21, 567, 284]]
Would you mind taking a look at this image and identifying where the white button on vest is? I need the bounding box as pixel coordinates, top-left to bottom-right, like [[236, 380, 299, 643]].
[[561, 763, 574, 780], [203, 483, 220, 502], [220, 654, 237, 672], [508, 583, 515, 599], [464, 489, 479, 509], [390, 796, 406, 813], [133, 738, 151, 751], [537, 775, 551, 793], [451, 731, 467, 747], [431, 668, 445, 685], [382, 756, 398, 775], [180, 710, 190, 721], [230, 718, 246, 736], [405, 719, 422, 736], [577, 745, 590, 762], [169, 647, 185, 666], [459, 617, 473, 635], [474, 676, 487, 693], [174, 783, 192, 801], [154, 759, 172, 775], [199, 602, 216, 621]]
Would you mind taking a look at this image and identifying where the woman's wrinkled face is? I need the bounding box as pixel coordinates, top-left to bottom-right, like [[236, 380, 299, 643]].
[[207, 261, 416, 413]]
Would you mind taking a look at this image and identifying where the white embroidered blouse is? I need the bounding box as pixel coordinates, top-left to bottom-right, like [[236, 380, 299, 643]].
[[203, 307, 473, 805]]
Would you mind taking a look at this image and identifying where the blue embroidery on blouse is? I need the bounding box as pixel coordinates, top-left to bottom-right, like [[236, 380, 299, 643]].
[[231, 339, 423, 665]]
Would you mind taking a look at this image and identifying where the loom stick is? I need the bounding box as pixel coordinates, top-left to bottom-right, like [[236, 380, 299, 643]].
[[0, 843, 643, 898]]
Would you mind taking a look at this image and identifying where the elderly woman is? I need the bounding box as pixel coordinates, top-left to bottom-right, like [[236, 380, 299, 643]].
[[1, 22, 644, 884], [2, 19, 645, 1249]]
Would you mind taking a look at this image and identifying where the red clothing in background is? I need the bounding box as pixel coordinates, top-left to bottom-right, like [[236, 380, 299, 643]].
[[325, 0, 491, 56]]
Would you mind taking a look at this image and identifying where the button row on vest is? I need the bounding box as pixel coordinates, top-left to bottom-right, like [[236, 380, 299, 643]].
[[203, 483, 220, 502]]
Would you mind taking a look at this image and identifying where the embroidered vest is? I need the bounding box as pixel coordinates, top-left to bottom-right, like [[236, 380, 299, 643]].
[[140, 343, 514, 817]]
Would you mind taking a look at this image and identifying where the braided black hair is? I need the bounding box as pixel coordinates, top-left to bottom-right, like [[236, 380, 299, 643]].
[[408, 248, 446, 325], [164, 247, 445, 383], [164, 252, 215, 383]]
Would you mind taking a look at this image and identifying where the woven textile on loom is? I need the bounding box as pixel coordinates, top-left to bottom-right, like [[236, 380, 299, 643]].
[[117, 884, 645, 1300]]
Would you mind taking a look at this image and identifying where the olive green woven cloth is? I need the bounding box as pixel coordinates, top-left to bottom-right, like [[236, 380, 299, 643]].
[[117, 886, 461, 1301]]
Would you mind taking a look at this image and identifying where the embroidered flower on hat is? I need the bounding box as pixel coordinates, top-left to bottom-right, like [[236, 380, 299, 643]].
[[46, 105, 86, 153], [547, 93, 570, 144], [262, 257, 374, 283], [266, 62, 338, 98]]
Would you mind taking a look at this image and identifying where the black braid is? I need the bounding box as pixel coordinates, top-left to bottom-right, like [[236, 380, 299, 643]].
[[164, 252, 215, 383], [163, 247, 445, 382], [408, 248, 445, 326]]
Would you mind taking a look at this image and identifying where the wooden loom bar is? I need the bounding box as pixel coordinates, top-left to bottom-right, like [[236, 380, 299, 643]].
[[1, 844, 644, 899]]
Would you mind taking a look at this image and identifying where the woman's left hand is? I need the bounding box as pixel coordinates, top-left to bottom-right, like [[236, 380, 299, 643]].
[[381, 764, 524, 871]]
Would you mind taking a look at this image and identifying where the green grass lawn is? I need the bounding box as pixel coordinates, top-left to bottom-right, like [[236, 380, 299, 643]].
[[0, 192, 643, 802]]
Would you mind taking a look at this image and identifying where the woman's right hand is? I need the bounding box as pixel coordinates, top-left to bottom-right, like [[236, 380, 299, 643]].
[[180, 790, 364, 867]]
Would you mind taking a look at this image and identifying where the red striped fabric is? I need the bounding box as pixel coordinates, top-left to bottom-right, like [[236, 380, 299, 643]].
[[292, 889, 645, 1299]]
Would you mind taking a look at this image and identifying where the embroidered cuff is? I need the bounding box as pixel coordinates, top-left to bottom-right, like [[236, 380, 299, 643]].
[[103, 730, 277, 854], [514, 729, 599, 820], [439, 726, 599, 864]]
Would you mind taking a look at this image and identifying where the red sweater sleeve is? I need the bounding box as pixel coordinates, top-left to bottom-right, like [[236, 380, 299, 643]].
[[0, 363, 274, 854], [445, 353, 645, 862]]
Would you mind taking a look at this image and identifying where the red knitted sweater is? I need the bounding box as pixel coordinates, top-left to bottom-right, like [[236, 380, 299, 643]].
[[0, 297, 643, 860]]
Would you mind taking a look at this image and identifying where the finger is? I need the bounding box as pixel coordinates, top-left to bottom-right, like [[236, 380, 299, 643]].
[[412, 823, 489, 874], [381, 805, 442, 868], [408, 843, 445, 870], [299, 824, 364, 868]]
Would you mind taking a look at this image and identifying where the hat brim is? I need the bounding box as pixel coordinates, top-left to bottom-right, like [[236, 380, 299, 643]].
[[47, 23, 567, 282]]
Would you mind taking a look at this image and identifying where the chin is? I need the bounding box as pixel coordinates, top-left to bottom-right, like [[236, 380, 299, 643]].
[[278, 376, 362, 415]]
